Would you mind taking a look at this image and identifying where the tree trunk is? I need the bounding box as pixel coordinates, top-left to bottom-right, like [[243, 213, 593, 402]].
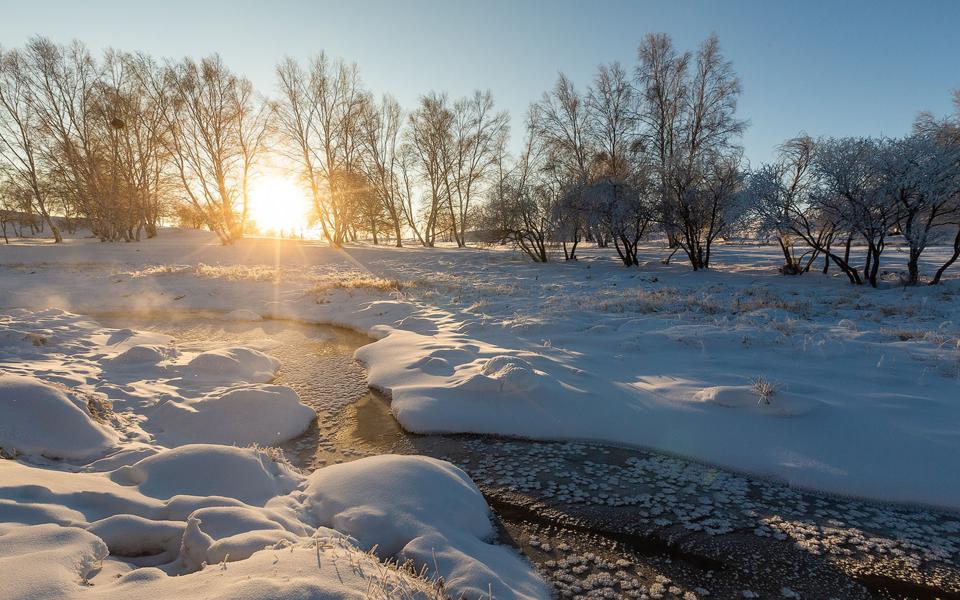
[[930, 229, 960, 285], [907, 248, 921, 285]]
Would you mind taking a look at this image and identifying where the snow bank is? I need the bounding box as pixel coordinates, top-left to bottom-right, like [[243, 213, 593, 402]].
[[0, 449, 545, 599], [0, 523, 438, 600], [0, 375, 118, 460], [305, 454, 549, 600], [150, 385, 315, 446]]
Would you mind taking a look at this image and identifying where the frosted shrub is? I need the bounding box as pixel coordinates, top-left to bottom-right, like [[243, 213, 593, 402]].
[[751, 376, 777, 405]]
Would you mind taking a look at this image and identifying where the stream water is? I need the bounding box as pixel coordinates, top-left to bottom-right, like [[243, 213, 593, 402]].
[[95, 312, 960, 600]]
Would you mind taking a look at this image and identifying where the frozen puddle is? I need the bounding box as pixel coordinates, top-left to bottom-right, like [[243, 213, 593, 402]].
[[92, 313, 960, 599]]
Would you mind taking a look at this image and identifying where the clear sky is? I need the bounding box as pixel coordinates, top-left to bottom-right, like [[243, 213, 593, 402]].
[[3, 0, 958, 165]]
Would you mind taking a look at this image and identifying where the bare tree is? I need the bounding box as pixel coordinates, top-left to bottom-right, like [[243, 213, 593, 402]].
[[406, 92, 455, 247], [637, 34, 746, 269], [483, 134, 552, 262], [0, 45, 62, 242], [747, 135, 823, 274], [444, 90, 509, 246], [164, 55, 248, 243], [636, 33, 689, 250], [813, 137, 894, 287], [530, 74, 596, 249], [94, 50, 177, 240], [395, 141, 427, 245], [358, 94, 406, 246], [588, 62, 636, 179], [584, 176, 654, 266], [918, 92, 960, 284], [24, 38, 115, 241], [583, 61, 654, 266], [873, 134, 960, 284], [275, 54, 365, 247], [232, 78, 269, 235]]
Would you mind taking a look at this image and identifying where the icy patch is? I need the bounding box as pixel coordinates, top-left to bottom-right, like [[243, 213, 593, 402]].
[[0, 375, 118, 460]]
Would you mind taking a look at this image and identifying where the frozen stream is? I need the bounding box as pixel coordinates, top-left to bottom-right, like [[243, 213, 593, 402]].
[[96, 312, 960, 600]]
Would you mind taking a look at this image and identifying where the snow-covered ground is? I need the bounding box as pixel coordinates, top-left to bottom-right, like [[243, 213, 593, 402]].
[[1, 229, 958, 597]]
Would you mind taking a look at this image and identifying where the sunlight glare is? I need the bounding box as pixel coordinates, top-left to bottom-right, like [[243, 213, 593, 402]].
[[247, 175, 312, 236]]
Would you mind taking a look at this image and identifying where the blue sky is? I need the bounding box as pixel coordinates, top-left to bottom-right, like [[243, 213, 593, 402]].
[[3, 0, 958, 165]]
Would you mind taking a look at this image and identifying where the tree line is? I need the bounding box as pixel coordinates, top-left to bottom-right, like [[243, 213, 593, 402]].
[[484, 33, 960, 286], [0, 37, 508, 247], [2, 35, 959, 284]]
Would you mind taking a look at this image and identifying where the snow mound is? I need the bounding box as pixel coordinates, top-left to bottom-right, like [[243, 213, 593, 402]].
[[178, 512, 301, 570], [0, 524, 108, 600], [183, 347, 280, 383], [460, 355, 542, 393], [111, 444, 299, 506], [838, 318, 858, 331], [0, 375, 118, 460], [304, 454, 548, 600], [151, 385, 315, 446], [108, 344, 175, 365], [692, 385, 819, 416], [87, 514, 184, 558], [225, 309, 263, 322]]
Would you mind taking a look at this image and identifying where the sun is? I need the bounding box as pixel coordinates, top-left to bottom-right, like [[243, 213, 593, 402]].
[[247, 174, 312, 235]]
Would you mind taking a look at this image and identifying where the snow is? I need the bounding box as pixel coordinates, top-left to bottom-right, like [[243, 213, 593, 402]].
[[1, 521, 439, 600], [2, 227, 959, 596], [0, 374, 119, 460], [304, 454, 549, 599], [111, 444, 301, 506], [0, 262, 546, 597], [183, 347, 281, 383], [150, 385, 316, 446], [691, 385, 819, 416], [0, 524, 108, 599], [2, 231, 958, 509], [0, 446, 541, 598]]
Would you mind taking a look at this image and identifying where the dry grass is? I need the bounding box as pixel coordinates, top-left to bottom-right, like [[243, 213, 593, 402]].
[[308, 533, 455, 599], [734, 288, 811, 317], [751, 375, 778, 405], [880, 327, 957, 347]]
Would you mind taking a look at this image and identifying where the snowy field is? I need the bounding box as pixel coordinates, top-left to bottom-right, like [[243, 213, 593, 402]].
[[1, 229, 959, 598]]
